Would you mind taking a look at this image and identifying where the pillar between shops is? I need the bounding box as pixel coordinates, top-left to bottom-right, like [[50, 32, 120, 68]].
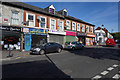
[[20, 33, 23, 52]]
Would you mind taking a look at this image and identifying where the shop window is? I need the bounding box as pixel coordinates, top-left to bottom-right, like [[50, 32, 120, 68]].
[[77, 23, 80, 31], [59, 21, 63, 31], [11, 11, 19, 25], [50, 18, 56, 30], [49, 8, 55, 14], [72, 22, 76, 30], [91, 27, 93, 33], [82, 25, 85, 32], [66, 20, 71, 30], [86, 26, 89, 32], [39, 17, 46, 28], [26, 13, 35, 27]]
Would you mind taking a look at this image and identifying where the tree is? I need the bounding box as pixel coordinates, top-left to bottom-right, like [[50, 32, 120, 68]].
[[111, 32, 120, 41]]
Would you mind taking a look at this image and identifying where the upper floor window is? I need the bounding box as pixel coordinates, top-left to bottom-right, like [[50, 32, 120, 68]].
[[26, 13, 35, 27], [82, 25, 85, 32], [39, 16, 46, 28], [49, 8, 55, 14], [63, 11, 67, 16], [11, 11, 19, 25], [50, 18, 56, 30], [86, 26, 89, 33], [72, 22, 76, 30], [91, 27, 93, 33], [66, 20, 71, 30], [59, 21, 64, 31], [77, 23, 80, 31]]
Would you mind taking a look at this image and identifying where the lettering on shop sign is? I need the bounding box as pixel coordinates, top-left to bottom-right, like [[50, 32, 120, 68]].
[[24, 28, 48, 35], [0, 26, 21, 32], [65, 31, 76, 36], [77, 32, 87, 36]]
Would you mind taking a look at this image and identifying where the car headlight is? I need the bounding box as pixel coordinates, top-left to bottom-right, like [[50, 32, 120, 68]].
[[34, 48, 40, 51]]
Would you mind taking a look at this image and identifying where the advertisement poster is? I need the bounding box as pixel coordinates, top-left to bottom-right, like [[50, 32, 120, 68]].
[[25, 34, 31, 51]]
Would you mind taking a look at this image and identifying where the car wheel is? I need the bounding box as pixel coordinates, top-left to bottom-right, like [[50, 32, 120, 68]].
[[39, 50, 45, 55], [58, 48, 62, 53], [72, 47, 75, 50]]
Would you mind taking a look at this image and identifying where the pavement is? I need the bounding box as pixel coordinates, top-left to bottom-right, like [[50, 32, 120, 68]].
[[1, 50, 30, 61]]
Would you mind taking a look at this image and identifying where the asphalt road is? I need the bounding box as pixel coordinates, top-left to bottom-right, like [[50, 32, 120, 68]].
[[1, 46, 120, 79]]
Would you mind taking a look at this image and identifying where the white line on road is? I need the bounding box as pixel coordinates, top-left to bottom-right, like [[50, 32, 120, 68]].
[[112, 74, 120, 79], [107, 67, 114, 71], [92, 75, 102, 79], [0, 58, 11, 61], [113, 64, 119, 67], [100, 71, 109, 75]]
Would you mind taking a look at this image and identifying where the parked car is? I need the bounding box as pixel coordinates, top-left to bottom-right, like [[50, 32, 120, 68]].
[[106, 38, 115, 47], [64, 41, 84, 50], [30, 42, 63, 55]]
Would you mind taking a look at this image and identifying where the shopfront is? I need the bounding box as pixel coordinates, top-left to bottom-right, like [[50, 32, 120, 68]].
[[0, 26, 22, 50], [23, 28, 48, 51], [77, 32, 87, 45], [86, 34, 96, 46], [48, 30, 66, 47], [65, 30, 77, 42]]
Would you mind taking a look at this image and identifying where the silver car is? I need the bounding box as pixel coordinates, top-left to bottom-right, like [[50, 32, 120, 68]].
[[64, 41, 84, 50]]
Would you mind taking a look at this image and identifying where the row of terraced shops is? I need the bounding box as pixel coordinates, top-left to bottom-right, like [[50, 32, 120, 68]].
[[0, 2, 96, 51]]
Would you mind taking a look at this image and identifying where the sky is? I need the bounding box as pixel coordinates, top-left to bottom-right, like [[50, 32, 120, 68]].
[[22, 2, 118, 33]]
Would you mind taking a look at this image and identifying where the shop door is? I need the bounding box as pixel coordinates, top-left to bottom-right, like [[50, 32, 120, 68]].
[[24, 34, 31, 51]]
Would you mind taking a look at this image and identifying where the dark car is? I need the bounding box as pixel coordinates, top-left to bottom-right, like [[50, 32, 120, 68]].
[[30, 42, 63, 55], [64, 41, 84, 50]]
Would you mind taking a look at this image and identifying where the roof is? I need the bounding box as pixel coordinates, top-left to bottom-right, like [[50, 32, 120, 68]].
[[1, 2, 95, 26], [2, 2, 64, 19], [95, 27, 102, 30]]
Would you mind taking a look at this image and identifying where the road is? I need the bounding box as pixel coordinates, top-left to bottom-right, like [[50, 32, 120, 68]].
[[1, 46, 120, 79]]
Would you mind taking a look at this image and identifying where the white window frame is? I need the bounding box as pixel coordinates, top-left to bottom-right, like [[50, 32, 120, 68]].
[[72, 22, 76, 31], [91, 26, 93, 33], [50, 18, 56, 30], [86, 25, 89, 33], [11, 11, 19, 25], [39, 16, 47, 29], [77, 23, 80, 31], [59, 21, 64, 31], [49, 8, 55, 14], [26, 13, 35, 27], [82, 25, 85, 32], [66, 20, 71, 30]]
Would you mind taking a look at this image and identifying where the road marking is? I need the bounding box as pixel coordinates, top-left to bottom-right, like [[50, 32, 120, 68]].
[[107, 67, 114, 71], [15, 57, 21, 59], [92, 75, 102, 79], [113, 64, 119, 67], [112, 74, 120, 79], [0, 58, 11, 61], [100, 71, 109, 75]]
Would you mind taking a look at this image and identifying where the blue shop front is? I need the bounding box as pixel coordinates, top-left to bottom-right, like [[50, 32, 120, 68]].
[[23, 28, 48, 51]]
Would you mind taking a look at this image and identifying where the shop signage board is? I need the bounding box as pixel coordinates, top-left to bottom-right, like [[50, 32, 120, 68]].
[[49, 30, 66, 35], [24, 34, 31, 51], [87, 34, 96, 37], [65, 31, 76, 36], [77, 32, 87, 36], [23, 28, 48, 35], [0, 26, 22, 32]]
